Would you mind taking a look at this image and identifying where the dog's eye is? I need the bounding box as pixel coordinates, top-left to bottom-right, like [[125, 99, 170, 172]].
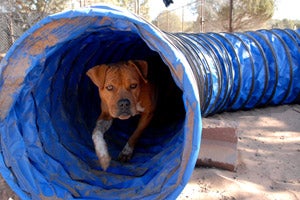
[[106, 85, 114, 91], [130, 84, 137, 89]]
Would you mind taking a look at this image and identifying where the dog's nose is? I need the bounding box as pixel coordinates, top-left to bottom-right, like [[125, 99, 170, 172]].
[[118, 99, 131, 110]]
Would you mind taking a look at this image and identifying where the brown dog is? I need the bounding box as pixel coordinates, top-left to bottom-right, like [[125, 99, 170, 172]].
[[86, 60, 156, 170]]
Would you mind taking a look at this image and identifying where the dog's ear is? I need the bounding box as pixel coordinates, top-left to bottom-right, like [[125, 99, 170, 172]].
[[86, 65, 108, 89], [128, 60, 148, 83]]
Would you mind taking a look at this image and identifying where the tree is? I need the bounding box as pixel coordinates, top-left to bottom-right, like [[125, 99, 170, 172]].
[[0, 0, 65, 51], [270, 19, 300, 29], [139, 0, 150, 21], [96, 0, 150, 20], [0, 0, 151, 53], [153, 10, 183, 32], [196, 0, 275, 32]]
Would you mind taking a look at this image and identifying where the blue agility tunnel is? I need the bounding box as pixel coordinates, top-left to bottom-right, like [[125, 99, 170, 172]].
[[0, 5, 299, 200]]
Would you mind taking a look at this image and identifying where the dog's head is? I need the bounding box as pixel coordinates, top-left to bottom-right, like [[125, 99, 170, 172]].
[[86, 60, 148, 120]]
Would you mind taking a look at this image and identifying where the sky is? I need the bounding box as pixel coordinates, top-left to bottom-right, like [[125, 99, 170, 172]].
[[149, 0, 300, 20], [272, 0, 300, 20]]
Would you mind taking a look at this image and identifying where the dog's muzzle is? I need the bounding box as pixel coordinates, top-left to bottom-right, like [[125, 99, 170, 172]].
[[117, 99, 132, 119]]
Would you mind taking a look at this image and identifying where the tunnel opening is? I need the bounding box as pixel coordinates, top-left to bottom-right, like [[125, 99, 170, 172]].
[[23, 28, 186, 197], [0, 6, 200, 200]]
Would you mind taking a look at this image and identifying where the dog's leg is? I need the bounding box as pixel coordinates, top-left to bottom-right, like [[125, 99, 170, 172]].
[[118, 113, 153, 162], [92, 118, 112, 171]]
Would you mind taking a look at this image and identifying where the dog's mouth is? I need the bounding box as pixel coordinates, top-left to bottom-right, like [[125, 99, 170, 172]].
[[117, 113, 132, 120], [110, 107, 135, 120]]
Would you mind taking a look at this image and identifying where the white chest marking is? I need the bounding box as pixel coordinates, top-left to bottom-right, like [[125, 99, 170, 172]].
[[136, 102, 145, 112]]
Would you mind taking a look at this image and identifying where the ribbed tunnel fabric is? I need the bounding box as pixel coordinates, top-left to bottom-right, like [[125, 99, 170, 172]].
[[0, 4, 299, 200]]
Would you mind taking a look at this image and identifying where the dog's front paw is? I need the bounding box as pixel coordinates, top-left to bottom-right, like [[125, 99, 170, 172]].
[[92, 131, 111, 171], [96, 152, 111, 171], [118, 142, 134, 162]]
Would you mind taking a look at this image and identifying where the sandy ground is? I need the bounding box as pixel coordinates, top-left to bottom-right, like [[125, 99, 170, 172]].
[[179, 104, 300, 200], [0, 105, 299, 199]]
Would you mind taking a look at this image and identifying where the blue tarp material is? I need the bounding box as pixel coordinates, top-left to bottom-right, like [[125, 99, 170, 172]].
[[0, 4, 299, 200], [168, 30, 300, 116], [0, 5, 201, 200]]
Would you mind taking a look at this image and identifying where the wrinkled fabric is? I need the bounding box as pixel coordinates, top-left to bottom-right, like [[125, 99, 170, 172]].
[[0, 5, 201, 200], [0, 4, 299, 200], [167, 30, 299, 117]]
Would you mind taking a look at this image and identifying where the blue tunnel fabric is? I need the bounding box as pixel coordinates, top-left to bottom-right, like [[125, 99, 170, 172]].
[[197, 30, 300, 115], [0, 5, 201, 200], [0, 4, 299, 200]]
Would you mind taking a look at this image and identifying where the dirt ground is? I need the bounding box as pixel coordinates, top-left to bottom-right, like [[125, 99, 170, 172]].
[[0, 105, 299, 200], [179, 104, 300, 200]]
